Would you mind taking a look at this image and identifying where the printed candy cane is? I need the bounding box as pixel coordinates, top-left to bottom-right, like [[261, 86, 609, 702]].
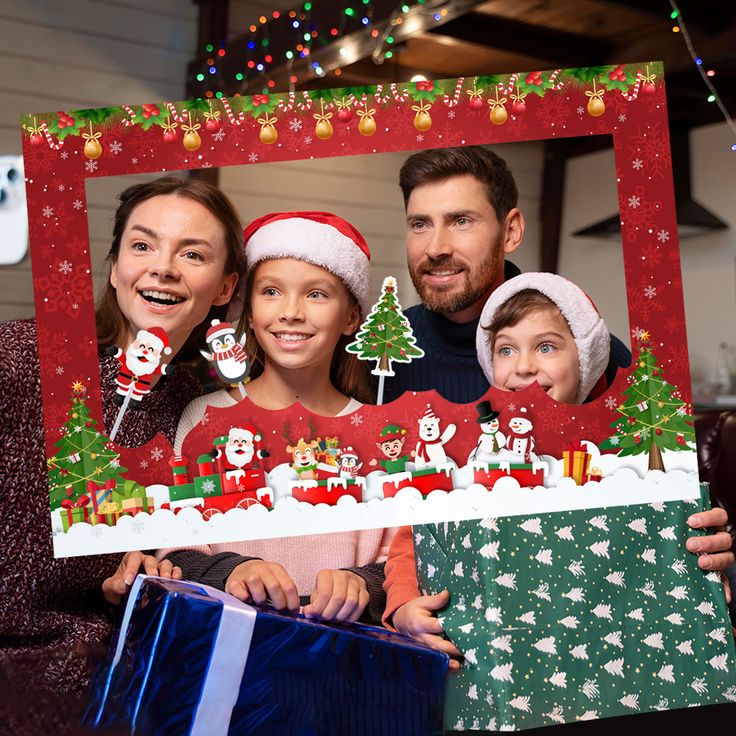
[[620, 73, 644, 102], [496, 74, 518, 97], [276, 91, 297, 112], [121, 105, 137, 126], [165, 103, 187, 123], [548, 69, 564, 90], [443, 77, 465, 107], [389, 83, 410, 102], [221, 98, 248, 126], [39, 122, 64, 150]]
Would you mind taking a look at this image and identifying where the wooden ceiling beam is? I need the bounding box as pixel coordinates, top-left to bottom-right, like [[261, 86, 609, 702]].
[[425, 12, 613, 66]]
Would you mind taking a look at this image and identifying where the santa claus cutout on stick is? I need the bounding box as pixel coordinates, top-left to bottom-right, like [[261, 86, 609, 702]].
[[106, 326, 174, 441]]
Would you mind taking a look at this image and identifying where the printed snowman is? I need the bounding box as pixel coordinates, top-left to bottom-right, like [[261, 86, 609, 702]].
[[468, 400, 506, 463], [200, 319, 249, 385], [414, 404, 456, 470], [505, 407, 537, 463]]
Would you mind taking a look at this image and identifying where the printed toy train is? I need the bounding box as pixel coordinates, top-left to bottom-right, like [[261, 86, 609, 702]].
[[156, 401, 564, 519]]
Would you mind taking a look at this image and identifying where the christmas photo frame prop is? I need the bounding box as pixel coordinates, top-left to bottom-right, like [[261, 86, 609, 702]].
[[25, 62, 736, 728]]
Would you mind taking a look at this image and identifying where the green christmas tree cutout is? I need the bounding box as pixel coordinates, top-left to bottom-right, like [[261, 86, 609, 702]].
[[47, 382, 128, 509], [600, 336, 695, 470], [346, 276, 424, 403]]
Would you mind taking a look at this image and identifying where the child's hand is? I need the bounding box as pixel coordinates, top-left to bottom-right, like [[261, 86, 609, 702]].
[[102, 551, 181, 605], [303, 569, 369, 623], [392, 591, 463, 671], [686, 507, 734, 602], [225, 559, 299, 613]]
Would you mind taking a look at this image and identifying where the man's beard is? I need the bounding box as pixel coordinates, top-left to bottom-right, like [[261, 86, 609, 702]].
[[226, 444, 253, 468], [409, 234, 504, 315], [125, 349, 159, 376]]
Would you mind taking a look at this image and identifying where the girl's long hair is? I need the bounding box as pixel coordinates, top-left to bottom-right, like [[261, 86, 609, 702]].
[[237, 264, 373, 405]]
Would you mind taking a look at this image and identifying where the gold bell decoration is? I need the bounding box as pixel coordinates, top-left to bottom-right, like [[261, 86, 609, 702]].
[[412, 101, 432, 131], [314, 100, 334, 140], [82, 122, 103, 160], [466, 86, 484, 111], [257, 114, 278, 145], [488, 89, 508, 126], [182, 112, 202, 151], [586, 80, 606, 117], [357, 107, 377, 136]]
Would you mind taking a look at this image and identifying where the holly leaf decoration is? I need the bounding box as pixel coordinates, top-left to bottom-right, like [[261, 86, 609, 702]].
[[46, 113, 86, 140], [407, 80, 441, 102], [567, 66, 610, 84], [516, 71, 560, 97], [599, 65, 638, 93], [309, 88, 337, 104], [130, 107, 166, 131], [241, 94, 279, 116], [182, 99, 212, 114], [474, 75, 501, 89], [73, 107, 119, 127]]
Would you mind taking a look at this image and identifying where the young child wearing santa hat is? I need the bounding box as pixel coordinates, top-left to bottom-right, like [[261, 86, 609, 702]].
[[382, 272, 611, 667], [163, 211, 394, 625]]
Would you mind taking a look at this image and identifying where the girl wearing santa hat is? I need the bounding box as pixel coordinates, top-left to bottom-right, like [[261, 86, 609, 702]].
[[3, 176, 246, 698], [160, 212, 394, 625]]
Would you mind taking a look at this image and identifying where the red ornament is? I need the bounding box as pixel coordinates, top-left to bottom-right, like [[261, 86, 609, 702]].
[[163, 130, 178, 144], [337, 108, 352, 123], [387, 342, 392, 348], [634, 434, 640, 444], [655, 428, 662, 435], [205, 118, 221, 133], [400, 349, 406, 356], [511, 99, 526, 114], [642, 81, 656, 95], [30, 133, 43, 146], [469, 96, 484, 111], [85, 421, 92, 427]]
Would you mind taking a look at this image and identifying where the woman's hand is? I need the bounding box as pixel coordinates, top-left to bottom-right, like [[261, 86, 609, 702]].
[[303, 569, 369, 623], [102, 551, 181, 605], [225, 559, 299, 613], [686, 507, 734, 602]]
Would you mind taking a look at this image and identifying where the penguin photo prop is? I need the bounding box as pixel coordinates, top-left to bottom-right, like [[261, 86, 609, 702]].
[[107, 327, 174, 441], [200, 319, 249, 397]]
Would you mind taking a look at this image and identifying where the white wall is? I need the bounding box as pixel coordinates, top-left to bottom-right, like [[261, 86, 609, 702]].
[[0, 0, 198, 321], [558, 122, 736, 398]]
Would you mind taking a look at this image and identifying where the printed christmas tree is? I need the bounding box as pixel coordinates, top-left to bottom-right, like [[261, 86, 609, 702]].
[[347, 276, 424, 376], [47, 382, 127, 509], [600, 336, 694, 470]]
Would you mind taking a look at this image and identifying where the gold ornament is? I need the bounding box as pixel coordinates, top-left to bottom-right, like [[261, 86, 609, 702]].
[[182, 112, 202, 151], [72, 412, 78, 419], [411, 101, 432, 131], [586, 80, 605, 117], [357, 107, 377, 136], [639, 361, 645, 368], [82, 122, 103, 160], [257, 114, 278, 144], [90, 453, 97, 460], [658, 401, 664, 408], [313, 100, 334, 140], [488, 89, 508, 126]]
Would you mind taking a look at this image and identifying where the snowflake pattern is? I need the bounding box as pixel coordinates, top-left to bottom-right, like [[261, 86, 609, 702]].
[[43, 206, 54, 218], [644, 286, 657, 299], [140, 459, 149, 469], [628, 195, 640, 209], [657, 230, 670, 243], [303, 135, 313, 145], [632, 158, 644, 170], [608, 434, 620, 446], [618, 114, 627, 122], [55, 365, 64, 375], [131, 157, 138, 164], [289, 118, 303, 132], [150, 447, 164, 461], [58, 260, 72, 275], [60, 151, 69, 159], [85, 160, 98, 173], [248, 152, 258, 163], [131, 516, 146, 534], [577, 107, 585, 115], [448, 110, 456, 119], [110, 140, 123, 155], [507, 402, 516, 413], [110, 458, 120, 468], [58, 184, 65, 192], [213, 129, 226, 142], [605, 396, 618, 410], [632, 327, 646, 341], [350, 413, 364, 427], [416, 134, 424, 142], [73, 199, 83, 210]]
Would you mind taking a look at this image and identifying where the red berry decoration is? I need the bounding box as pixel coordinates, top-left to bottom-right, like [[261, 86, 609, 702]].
[[525, 71, 543, 86], [337, 107, 353, 123], [469, 96, 484, 111]]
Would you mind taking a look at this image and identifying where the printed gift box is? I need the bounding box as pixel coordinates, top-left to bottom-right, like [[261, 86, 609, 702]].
[[86, 576, 448, 735], [413, 485, 736, 731]]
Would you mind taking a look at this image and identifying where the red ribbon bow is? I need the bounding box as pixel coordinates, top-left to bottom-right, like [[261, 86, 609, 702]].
[[252, 94, 270, 106], [566, 441, 588, 453], [415, 81, 434, 92], [61, 494, 91, 510]]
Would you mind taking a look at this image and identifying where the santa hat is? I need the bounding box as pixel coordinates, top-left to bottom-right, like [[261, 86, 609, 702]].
[[138, 326, 171, 355], [228, 425, 261, 443], [476, 273, 610, 404], [206, 319, 235, 344], [341, 446, 359, 461], [421, 404, 438, 421], [243, 211, 371, 315]]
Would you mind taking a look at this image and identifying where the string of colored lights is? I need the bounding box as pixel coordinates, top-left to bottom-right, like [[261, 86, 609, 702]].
[[668, 0, 736, 150]]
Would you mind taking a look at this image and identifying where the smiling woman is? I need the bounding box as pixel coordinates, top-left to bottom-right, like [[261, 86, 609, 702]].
[[0, 175, 247, 703]]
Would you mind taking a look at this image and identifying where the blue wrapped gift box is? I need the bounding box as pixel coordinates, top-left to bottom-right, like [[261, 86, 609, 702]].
[[86, 576, 447, 736]]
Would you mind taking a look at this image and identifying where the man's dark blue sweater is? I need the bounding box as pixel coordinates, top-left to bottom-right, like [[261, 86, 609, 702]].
[[384, 261, 631, 404]]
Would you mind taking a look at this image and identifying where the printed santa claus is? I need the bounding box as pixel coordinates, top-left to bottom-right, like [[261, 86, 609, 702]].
[[212, 425, 269, 493], [108, 326, 173, 409], [413, 404, 456, 470]]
